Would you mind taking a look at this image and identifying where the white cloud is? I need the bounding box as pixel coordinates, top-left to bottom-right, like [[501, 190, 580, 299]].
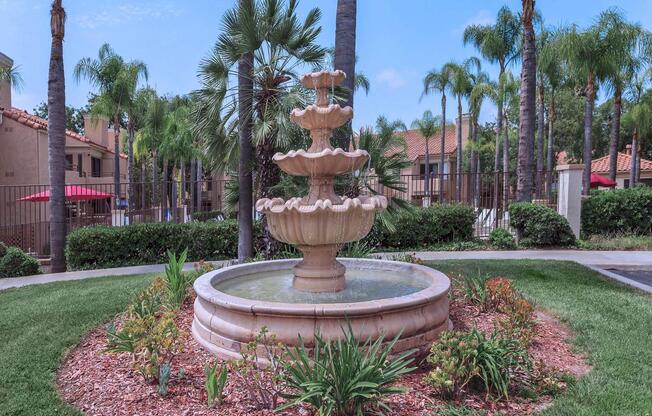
[[375, 68, 407, 89], [75, 2, 183, 29], [452, 9, 494, 35]]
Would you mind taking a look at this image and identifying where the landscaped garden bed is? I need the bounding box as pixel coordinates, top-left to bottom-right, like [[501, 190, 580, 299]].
[[56, 263, 589, 416]]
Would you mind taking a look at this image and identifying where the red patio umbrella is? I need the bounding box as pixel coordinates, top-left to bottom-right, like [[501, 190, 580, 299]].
[[590, 173, 617, 188], [17, 185, 113, 202]]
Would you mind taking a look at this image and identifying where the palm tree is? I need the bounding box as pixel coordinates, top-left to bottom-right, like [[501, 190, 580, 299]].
[[559, 20, 616, 195], [464, 8, 521, 167], [194, 0, 324, 258], [447, 59, 476, 201], [598, 10, 648, 182], [539, 30, 565, 200], [467, 65, 491, 207], [423, 66, 453, 203], [47, 0, 66, 273], [502, 72, 520, 209], [534, 24, 550, 197], [334, 0, 357, 150], [411, 110, 439, 207], [624, 102, 651, 186], [74, 44, 148, 208], [0, 62, 24, 96], [516, 0, 537, 203]]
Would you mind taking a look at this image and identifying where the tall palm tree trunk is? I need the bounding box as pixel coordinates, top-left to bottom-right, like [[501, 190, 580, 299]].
[[582, 72, 596, 195], [535, 80, 545, 197], [493, 105, 503, 223], [516, 0, 536, 203], [439, 94, 447, 204], [113, 115, 121, 210], [238, 50, 254, 261], [503, 113, 510, 210], [162, 159, 168, 221], [546, 95, 555, 201], [171, 165, 178, 223], [127, 122, 134, 219], [180, 159, 186, 208], [424, 139, 430, 207], [334, 0, 356, 150], [257, 135, 282, 258], [197, 159, 203, 211], [472, 120, 481, 208], [190, 158, 196, 214], [608, 85, 622, 182], [140, 160, 146, 210], [48, 0, 66, 273], [455, 95, 463, 202], [630, 130, 638, 187], [151, 150, 158, 212]]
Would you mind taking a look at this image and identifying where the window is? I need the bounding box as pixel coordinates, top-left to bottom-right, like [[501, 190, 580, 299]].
[[91, 157, 102, 177], [77, 154, 83, 177], [420, 163, 438, 177], [65, 154, 73, 171]]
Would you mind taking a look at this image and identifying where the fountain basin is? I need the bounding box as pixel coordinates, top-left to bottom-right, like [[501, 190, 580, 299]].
[[192, 258, 451, 360], [291, 104, 353, 130], [274, 148, 369, 177]]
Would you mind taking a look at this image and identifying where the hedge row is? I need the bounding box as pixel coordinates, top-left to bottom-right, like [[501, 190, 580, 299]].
[[65, 220, 257, 270], [0, 242, 41, 278], [582, 186, 652, 237], [363, 204, 476, 249], [510, 202, 576, 247]]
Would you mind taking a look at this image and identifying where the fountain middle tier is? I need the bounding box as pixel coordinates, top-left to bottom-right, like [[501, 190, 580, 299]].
[[274, 148, 369, 177]]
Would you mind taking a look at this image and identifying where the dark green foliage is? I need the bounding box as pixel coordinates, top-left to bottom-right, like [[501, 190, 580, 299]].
[[581, 186, 652, 237], [425, 329, 531, 399], [364, 204, 475, 249], [204, 362, 228, 407], [65, 220, 259, 270], [163, 249, 191, 308], [0, 247, 41, 278], [190, 210, 224, 222], [280, 326, 416, 415], [0, 241, 7, 258], [489, 228, 516, 250], [509, 203, 576, 247]]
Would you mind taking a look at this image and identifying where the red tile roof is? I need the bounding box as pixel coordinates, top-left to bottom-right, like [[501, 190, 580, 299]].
[[395, 126, 457, 161], [592, 152, 652, 173], [2, 107, 127, 159]]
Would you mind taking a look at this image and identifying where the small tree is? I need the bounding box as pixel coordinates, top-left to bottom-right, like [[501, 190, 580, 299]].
[[411, 110, 439, 207]]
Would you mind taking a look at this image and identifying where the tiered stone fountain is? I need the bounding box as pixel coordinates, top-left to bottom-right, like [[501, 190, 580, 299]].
[[193, 70, 450, 359]]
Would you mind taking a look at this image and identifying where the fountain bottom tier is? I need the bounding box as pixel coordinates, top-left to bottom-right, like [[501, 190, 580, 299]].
[[192, 258, 451, 360]]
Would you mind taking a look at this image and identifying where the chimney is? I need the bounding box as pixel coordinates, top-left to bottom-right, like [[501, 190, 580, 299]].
[[83, 115, 109, 147], [457, 113, 472, 150], [0, 52, 13, 109], [625, 144, 632, 156]]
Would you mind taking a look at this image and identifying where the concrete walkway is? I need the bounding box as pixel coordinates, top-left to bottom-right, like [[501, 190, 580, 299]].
[[1, 251, 650, 293]]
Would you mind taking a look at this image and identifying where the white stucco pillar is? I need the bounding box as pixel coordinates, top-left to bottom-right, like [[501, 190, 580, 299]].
[[556, 164, 583, 238]]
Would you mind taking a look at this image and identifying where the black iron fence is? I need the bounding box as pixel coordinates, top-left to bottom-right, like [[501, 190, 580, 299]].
[[0, 171, 557, 256]]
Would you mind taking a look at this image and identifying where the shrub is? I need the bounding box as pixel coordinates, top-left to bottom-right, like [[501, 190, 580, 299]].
[[0, 241, 7, 258], [425, 328, 531, 399], [509, 202, 576, 247], [0, 247, 41, 278], [485, 277, 516, 311], [65, 220, 256, 270], [489, 228, 516, 250], [205, 362, 228, 407], [581, 186, 652, 237], [190, 210, 224, 222], [462, 273, 488, 307], [497, 297, 538, 348], [280, 326, 416, 415], [388, 252, 424, 264], [163, 249, 192, 309], [364, 204, 475, 249]]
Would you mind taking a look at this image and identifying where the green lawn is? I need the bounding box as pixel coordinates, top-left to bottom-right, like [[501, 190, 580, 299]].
[[433, 260, 652, 416], [0, 262, 650, 415], [0, 274, 154, 416]]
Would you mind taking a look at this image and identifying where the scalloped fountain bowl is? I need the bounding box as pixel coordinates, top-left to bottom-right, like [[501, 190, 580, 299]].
[[192, 258, 451, 360]]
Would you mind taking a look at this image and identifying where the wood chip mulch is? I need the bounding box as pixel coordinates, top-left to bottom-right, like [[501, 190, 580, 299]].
[[57, 286, 590, 416]]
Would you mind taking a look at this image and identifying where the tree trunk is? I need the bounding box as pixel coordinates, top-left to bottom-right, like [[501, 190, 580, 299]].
[[180, 159, 186, 208], [190, 158, 197, 214], [151, 150, 158, 211], [257, 135, 282, 258], [171, 165, 178, 223], [582, 72, 595, 196], [608, 85, 622, 182], [535, 79, 545, 197], [630, 130, 638, 187], [140, 159, 146, 210], [516, 0, 536, 203], [197, 159, 203, 211], [439, 94, 447, 204], [424, 138, 430, 207], [546, 94, 555, 201], [238, 49, 255, 261], [162, 159, 168, 221], [455, 95, 463, 202], [333, 0, 356, 150], [113, 116, 121, 210], [48, 0, 66, 273], [472, 119, 481, 209], [127, 121, 134, 220], [503, 113, 510, 210], [493, 103, 503, 224]]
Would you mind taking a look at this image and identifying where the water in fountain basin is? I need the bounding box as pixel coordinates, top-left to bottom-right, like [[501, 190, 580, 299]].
[[214, 268, 429, 304]]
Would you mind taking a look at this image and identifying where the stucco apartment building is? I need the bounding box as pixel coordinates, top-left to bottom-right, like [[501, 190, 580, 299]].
[[0, 52, 127, 252]]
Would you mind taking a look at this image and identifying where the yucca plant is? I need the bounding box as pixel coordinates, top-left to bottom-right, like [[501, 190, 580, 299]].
[[205, 362, 228, 407], [279, 325, 416, 416], [163, 248, 190, 308]]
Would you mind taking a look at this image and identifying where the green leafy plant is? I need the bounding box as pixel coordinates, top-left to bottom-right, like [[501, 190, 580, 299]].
[[190, 210, 224, 222], [489, 228, 516, 250], [0, 246, 40, 278], [509, 202, 576, 247], [0, 241, 7, 258], [205, 362, 228, 407], [128, 278, 166, 319], [435, 404, 485, 416], [163, 249, 191, 308], [389, 252, 424, 264], [581, 186, 652, 237], [279, 325, 416, 416], [425, 328, 532, 399], [462, 273, 488, 307], [158, 362, 172, 396], [338, 241, 373, 258]]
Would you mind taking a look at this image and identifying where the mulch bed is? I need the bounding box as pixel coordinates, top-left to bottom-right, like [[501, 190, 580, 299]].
[[57, 284, 590, 416]]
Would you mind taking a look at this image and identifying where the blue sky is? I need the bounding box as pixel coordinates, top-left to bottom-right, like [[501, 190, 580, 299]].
[[1, 0, 651, 130]]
